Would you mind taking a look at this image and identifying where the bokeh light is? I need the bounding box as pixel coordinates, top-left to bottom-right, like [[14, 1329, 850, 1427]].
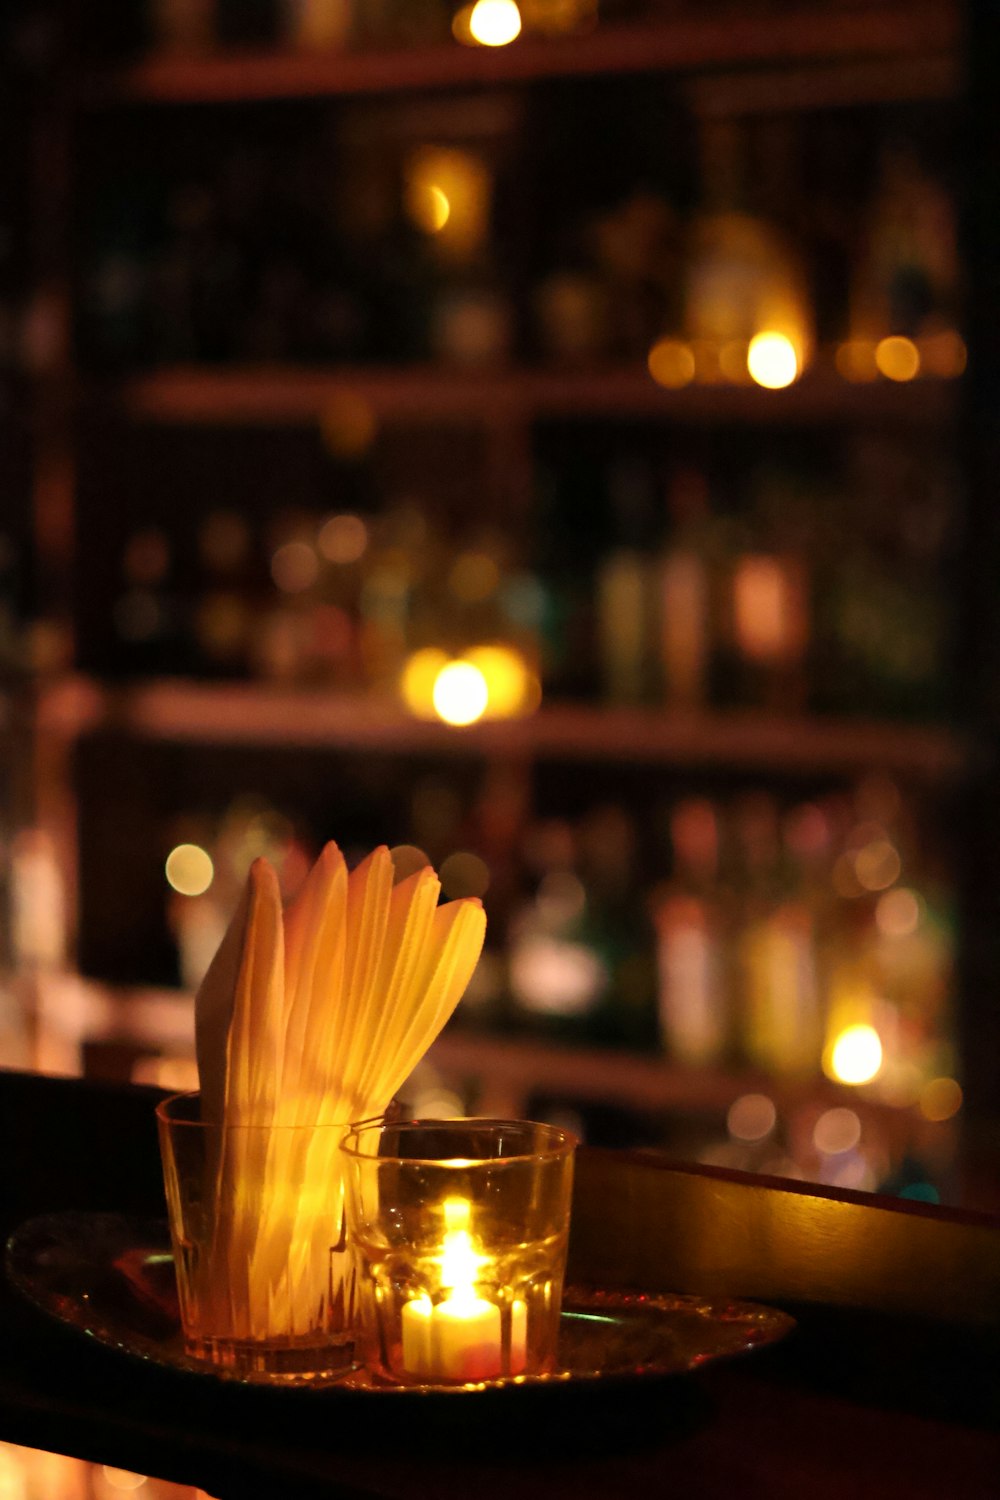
[[401, 647, 449, 718], [854, 839, 901, 892], [876, 887, 922, 938], [647, 338, 696, 389], [389, 844, 431, 882], [747, 331, 799, 389], [440, 851, 492, 899], [835, 339, 878, 383], [270, 540, 319, 593], [727, 1092, 777, 1142], [813, 1106, 862, 1156], [165, 844, 214, 897], [827, 1024, 883, 1086], [449, 551, 501, 602], [875, 335, 920, 382], [468, 0, 522, 45], [919, 1076, 963, 1122], [318, 512, 368, 565], [432, 660, 490, 726], [465, 644, 533, 718]]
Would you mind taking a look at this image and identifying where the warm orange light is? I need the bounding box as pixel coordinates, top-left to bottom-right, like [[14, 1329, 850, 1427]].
[[165, 844, 214, 897], [919, 328, 967, 379], [854, 839, 901, 892], [401, 648, 450, 719], [827, 1024, 883, 1086], [835, 339, 879, 383], [320, 393, 377, 458], [318, 513, 369, 565], [466, 0, 522, 45], [875, 335, 920, 382], [449, 552, 501, 603], [465, 644, 532, 718], [919, 1076, 963, 1123], [432, 661, 490, 726], [876, 887, 922, 938], [404, 147, 491, 262], [719, 340, 751, 384], [271, 540, 319, 593], [813, 1107, 862, 1156], [747, 331, 799, 389], [647, 338, 695, 390], [726, 1093, 776, 1142]]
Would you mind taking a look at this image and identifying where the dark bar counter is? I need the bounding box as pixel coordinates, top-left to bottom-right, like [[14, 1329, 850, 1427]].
[[1, 1071, 997, 1499]]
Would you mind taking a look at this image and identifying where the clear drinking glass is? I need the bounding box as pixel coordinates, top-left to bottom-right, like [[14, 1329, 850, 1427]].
[[341, 1118, 576, 1385], [156, 1091, 357, 1381]]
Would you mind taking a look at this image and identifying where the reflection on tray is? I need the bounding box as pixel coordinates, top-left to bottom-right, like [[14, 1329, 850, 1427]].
[[6, 1212, 793, 1393]]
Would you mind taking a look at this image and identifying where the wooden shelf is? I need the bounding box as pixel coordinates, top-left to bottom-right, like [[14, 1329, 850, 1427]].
[[37, 675, 967, 779], [115, 363, 959, 429], [31, 973, 912, 1129], [86, 5, 958, 107]]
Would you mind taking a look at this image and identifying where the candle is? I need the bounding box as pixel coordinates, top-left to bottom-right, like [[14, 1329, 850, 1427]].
[[431, 1288, 503, 1381], [400, 1196, 508, 1382], [400, 1294, 435, 1379]]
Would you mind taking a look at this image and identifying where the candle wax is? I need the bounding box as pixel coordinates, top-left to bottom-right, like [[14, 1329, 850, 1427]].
[[431, 1289, 503, 1382], [400, 1294, 435, 1379]]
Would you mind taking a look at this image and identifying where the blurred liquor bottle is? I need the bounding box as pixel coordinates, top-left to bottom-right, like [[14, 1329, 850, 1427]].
[[655, 465, 717, 707], [685, 117, 813, 374], [851, 139, 959, 344], [721, 467, 811, 713], [653, 797, 730, 1067], [596, 455, 657, 703], [733, 792, 822, 1077]]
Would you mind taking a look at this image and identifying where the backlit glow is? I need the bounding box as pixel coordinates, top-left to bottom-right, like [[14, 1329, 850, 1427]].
[[827, 1024, 883, 1086], [747, 331, 798, 389], [875, 335, 920, 382], [165, 843, 214, 897], [432, 660, 490, 726], [468, 0, 522, 46]]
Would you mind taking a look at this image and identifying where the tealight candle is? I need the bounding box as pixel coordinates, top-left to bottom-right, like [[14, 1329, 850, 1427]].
[[429, 1287, 503, 1381], [342, 1117, 576, 1385]]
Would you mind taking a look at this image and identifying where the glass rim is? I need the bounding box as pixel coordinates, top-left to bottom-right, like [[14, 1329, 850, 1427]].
[[155, 1091, 384, 1134], [339, 1116, 578, 1167]]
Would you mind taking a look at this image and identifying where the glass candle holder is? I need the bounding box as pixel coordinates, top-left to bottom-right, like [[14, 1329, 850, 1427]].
[[341, 1118, 576, 1386], [156, 1092, 358, 1381]]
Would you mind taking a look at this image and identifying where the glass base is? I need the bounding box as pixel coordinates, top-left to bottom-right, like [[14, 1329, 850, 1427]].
[[183, 1331, 359, 1383]]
